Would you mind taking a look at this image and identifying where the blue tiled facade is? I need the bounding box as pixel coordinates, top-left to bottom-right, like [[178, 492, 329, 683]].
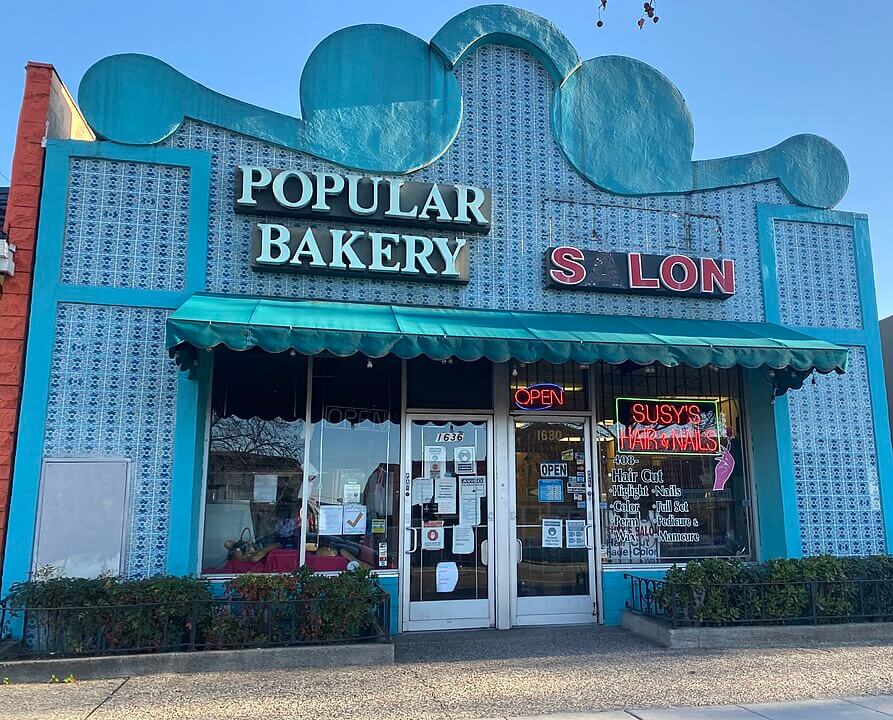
[[63, 158, 190, 292], [6, 21, 890, 618]]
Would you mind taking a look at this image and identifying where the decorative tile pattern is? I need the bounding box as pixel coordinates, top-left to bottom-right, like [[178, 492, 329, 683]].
[[41, 44, 877, 573], [62, 158, 190, 291], [44, 303, 180, 577], [167, 45, 785, 321], [788, 347, 884, 556], [774, 219, 862, 329]]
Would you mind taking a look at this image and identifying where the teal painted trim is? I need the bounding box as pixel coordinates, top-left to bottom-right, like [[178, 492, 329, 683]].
[[601, 568, 666, 626], [692, 134, 848, 209], [431, 4, 580, 84], [851, 216, 893, 551], [79, 54, 302, 149], [75, 8, 848, 208], [744, 368, 800, 558], [166, 353, 210, 576], [55, 286, 190, 309], [375, 575, 399, 634], [1, 139, 210, 599], [770, 393, 802, 558], [756, 203, 893, 553], [782, 327, 869, 348]]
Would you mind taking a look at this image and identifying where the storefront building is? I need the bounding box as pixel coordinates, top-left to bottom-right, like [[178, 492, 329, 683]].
[[3, 5, 892, 631]]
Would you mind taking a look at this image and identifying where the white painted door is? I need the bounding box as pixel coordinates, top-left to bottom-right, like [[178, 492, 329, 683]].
[[400, 416, 495, 631]]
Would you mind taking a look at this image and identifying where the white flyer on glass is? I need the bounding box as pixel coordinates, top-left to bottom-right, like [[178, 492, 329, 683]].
[[422, 521, 445, 550], [341, 504, 367, 535], [459, 481, 481, 526], [436, 561, 459, 592], [452, 525, 475, 554], [454, 446, 476, 475], [566, 519, 586, 548], [424, 446, 446, 480], [318, 505, 344, 536], [460, 475, 486, 497], [252, 474, 278, 503], [434, 476, 457, 514], [412, 477, 434, 506], [542, 519, 563, 548], [343, 481, 362, 503]]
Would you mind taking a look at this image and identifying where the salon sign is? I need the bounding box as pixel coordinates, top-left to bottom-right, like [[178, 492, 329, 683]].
[[235, 166, 491, 283], [547, 247, 736, 298]]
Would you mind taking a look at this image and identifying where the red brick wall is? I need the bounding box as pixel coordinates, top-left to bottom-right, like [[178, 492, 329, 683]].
[[0, 63, 55, 571]]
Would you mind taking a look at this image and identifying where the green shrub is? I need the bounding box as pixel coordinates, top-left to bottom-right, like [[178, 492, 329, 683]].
[[653, 555, 882, 626], [6, 569, 384, 655]]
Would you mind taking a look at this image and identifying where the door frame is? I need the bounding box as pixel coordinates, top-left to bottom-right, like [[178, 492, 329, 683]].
[[399, 413, 496, 632], [507, 413, 604, 626]]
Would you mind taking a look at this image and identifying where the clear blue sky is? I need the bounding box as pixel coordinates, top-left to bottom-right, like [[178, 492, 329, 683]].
[[2, 1, 890, 315]]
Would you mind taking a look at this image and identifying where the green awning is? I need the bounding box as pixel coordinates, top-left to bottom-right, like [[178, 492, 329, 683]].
[[166, 294, 847, 390]]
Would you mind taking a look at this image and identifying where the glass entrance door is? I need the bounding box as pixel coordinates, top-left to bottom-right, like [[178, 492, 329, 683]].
[[510, 418, 598, 625], [400, 417, 494, 631]]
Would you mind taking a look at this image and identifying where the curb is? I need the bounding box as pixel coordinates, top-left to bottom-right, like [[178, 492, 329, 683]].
[[0, 641, 394, 683]]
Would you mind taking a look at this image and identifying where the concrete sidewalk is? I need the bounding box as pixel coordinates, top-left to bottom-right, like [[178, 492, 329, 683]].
[[3, 626, 893, 719], [513, 696, 893, 718]]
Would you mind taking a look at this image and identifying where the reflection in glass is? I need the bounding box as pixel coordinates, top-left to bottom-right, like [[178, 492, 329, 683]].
[[201, 350, 307, 574], [307, 355, 401, 572]]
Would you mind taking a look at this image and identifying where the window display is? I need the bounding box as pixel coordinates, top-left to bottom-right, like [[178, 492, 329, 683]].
[[307, 355, 401, 572], [201, 349, 308, 574], [594, 363, 753, 564]]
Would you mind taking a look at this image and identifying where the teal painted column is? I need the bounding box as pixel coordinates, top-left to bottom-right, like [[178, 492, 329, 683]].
[[744, 368, 801, 559], [166, 352, 212, 576]]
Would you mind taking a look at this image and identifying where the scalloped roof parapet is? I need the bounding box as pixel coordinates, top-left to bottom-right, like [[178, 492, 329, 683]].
[[76, 3, 848, 208]]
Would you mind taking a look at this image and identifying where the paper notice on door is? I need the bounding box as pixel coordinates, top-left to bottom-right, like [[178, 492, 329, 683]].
[[452, 525, 475, 554], [424, 446, 446, 480], [434, 476, 457, 514], [422, 521, 445, 550], [461, 475, 486, 496], [343, 481, 362, 504], [412, 478, 434, 506], [318, 505, 344, 536], [459, 481, 481, 526], [341, 504, 367, 535], [436, 561, 459, 592], [542, 518, 563, 548], [566, 519, 586, 548], [454, 446, 476, 475]]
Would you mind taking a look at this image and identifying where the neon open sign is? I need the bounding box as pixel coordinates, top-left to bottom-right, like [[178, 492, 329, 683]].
[[513, 383, 566, 411], [615, 397, 722, 455]]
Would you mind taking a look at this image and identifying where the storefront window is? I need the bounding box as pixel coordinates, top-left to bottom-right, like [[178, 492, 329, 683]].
[[594, 363, 753, 564], [307, 355, 401, 572], [202, 349, 308, 575], [511, 361, 589, 412]]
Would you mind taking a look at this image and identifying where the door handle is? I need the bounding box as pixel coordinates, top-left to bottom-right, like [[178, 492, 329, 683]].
[[516, 537, 523, 563], [481, 538, 488, 566], [405, 526, 418, 554], [584, 523, 594, 550]]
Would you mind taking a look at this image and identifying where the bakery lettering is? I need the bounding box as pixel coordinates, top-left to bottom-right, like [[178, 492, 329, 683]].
[[236, 166, 491, 283]]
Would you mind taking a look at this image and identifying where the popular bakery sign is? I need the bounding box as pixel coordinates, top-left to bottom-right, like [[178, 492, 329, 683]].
[[235, 166, 491, 283], [546, 247, 736, 298]]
